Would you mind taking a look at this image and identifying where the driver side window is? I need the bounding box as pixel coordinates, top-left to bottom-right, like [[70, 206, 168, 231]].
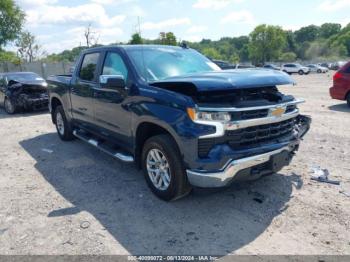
[[102, 52, 128, 80]]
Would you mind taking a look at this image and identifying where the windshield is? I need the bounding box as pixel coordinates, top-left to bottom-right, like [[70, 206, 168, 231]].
[[127, 47, 221, 82], [6, 73, 44, 82]]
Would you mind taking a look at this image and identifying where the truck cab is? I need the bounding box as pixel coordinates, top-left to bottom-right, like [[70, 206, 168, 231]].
[[48, 45, 311, 201]]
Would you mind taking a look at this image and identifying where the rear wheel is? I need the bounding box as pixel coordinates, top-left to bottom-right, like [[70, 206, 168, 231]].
[[4, 97, 17, 114], [142, 134, 191, 201], [347, 93, 350, 107], [54, 105, 74, 141]]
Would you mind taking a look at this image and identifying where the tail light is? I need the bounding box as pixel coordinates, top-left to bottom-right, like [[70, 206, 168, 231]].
[[333, 71, 343, 81]]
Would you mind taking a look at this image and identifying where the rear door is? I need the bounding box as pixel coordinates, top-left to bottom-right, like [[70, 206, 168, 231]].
[[70, 52, 101, 128], [93, 51, 132, 146]]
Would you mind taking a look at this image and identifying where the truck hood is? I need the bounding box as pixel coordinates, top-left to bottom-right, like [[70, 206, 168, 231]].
[[150, 69, 294, 93]]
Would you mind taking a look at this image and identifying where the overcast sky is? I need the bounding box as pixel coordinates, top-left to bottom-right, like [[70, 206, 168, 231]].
[[13, 0, 350, 54]]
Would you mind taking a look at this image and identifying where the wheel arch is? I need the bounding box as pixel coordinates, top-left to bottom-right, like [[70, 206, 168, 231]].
[[50, 96, 63, 124], [134, 121, 182, 168]]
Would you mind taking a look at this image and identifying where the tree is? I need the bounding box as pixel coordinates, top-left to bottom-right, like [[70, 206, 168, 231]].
[[15, 31, 43, 62], [84, 24, 99, 48], [0, 50, 20, 64], [320, 23, 341, 39], [248, 24, 287, 64], [279, 52, 297, 62], [129, 33, 143, 44], [201, 47, 222, 60], [158, 32, 177, 46], [0, 0, 25, 48], [295, 25, 320, 43]]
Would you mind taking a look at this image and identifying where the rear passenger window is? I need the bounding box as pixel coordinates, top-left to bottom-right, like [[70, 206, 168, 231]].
[[102, 52, 128, 80], [79, 53, 100, 82]]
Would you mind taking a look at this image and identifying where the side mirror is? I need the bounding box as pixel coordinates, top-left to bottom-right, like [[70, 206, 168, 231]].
[[99, 75, 126, 90]]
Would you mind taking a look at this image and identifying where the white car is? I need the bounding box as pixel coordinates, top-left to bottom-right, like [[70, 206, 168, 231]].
[[307, 64, 328, 73], [281, 63, 310, 75]]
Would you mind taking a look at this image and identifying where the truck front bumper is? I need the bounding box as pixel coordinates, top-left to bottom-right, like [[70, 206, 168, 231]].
[[186, 115, 311, 188], [187, 144, 296, 188]]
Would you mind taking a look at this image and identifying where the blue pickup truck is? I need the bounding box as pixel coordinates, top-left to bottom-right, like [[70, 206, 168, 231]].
[[47, 45, 311, 201]]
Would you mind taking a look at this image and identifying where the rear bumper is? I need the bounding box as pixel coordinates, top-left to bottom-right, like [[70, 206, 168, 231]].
[[186, 115, 311, 188], [330, 86, 346, 100]]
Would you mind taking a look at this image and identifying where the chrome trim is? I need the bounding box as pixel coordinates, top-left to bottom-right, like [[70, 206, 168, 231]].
[[187, 145, 294, 188], [197, 98, 305, 112], [99, 74, 125, 84], [73, 130, 134, 163], [196, 98, 304, 138], [225, 109, 299, 131]]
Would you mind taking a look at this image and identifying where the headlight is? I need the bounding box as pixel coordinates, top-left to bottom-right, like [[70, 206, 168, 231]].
[[187, 108, 231, 122]]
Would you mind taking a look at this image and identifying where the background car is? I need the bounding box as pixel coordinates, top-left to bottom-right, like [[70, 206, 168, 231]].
[[211, 59, 236, 70], [330, 61, 350, 107], [307, 64, 328, 73], [263, 64, 281, 70], [0, 72, 48, 114], [318, 62, 331, 69], [281, 63, 310, 75]]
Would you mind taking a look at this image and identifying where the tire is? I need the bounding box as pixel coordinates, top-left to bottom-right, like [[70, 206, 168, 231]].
[[54, 105, 74, 141], [317, 69, 322, 73], [141, 134, 191, 201], [298, 70, 304, 75], [4, 97, 17, 114], [347, 93, 350, 108]]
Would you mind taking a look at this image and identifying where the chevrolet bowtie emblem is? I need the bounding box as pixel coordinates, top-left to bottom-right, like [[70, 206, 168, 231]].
[[270, 107, 286, 117]]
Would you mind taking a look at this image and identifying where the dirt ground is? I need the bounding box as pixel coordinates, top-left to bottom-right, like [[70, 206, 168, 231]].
[[0, 73, 349, 256]]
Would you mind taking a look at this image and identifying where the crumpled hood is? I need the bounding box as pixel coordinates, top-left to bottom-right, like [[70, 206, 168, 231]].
[[151, 69, 294, 92], [8, 79, 47, 89]]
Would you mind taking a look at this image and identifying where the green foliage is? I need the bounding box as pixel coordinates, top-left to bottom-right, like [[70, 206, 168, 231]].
[[45, 46, 87, 62], [157, 32, 177, 46], [279, 52, 297, 62], [248, 24, 286, 63], [201, 47, 222, 60], [0, 0, 25, 48], [295, 25, 320, 43], [19, 22, 350, 65], [0, 50, 20, 64], [320, 23, 341, 39], [129, 33, 143, 44]]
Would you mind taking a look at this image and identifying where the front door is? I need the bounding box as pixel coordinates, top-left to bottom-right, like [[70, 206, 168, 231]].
[[70, 52, 100, 128], [93, 51, 131, 146]]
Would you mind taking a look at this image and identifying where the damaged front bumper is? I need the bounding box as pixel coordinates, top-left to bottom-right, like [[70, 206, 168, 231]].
[[15, 93, 49, 111], [186, 115, 311, 188]]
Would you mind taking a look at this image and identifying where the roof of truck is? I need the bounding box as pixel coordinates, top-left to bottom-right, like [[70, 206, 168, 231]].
[[82, 44, 189, 53]]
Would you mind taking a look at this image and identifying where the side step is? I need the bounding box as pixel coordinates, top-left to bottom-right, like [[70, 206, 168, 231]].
[[73, 130, 134, 163]]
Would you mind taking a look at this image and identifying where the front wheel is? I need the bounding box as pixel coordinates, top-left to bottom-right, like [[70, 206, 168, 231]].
[[54, 105, 74, 141], [142, 134, 191, 201], [298, 70, 304, 75], [4, 97, 17, 114], [347, 93, 350, 108]]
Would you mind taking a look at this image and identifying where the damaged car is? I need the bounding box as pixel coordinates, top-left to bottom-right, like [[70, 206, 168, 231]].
[[0, 72, 49, 114], [48, 45, 311, 201]]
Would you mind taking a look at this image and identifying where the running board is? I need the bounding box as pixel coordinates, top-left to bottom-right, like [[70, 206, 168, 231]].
[[73, 130, 134, 163]]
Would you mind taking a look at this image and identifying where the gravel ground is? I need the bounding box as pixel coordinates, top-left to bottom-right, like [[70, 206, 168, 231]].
[[0, 73, 349, 256]]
